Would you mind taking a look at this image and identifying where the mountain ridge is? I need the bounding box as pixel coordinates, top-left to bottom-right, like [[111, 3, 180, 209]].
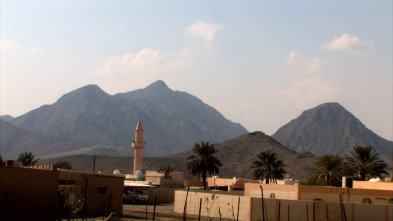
[[2, 80, 248, 158], [40, 131, 315, 180]]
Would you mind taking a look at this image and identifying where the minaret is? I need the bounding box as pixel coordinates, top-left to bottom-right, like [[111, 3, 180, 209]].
[[131, 121, 146, 175]]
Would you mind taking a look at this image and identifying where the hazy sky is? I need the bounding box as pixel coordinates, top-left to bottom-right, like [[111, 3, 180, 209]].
[[1, 1, 392, 140]]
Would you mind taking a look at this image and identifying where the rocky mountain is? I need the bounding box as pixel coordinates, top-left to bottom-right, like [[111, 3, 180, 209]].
[[2, 80, 248, 158], [40, 132, 315, 180], [272, 103, 393, 160], [0, 119, 96, 159]]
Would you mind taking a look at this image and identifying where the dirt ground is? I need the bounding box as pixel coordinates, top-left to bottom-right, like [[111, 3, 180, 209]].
[[122, 203, 199, 221]]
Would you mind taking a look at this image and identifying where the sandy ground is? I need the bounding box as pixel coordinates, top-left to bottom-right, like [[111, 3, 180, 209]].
[[122, 203, 199, 221]]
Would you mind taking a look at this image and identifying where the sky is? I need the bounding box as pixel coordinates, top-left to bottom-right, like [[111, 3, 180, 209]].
[[1, 1, 392, 141]]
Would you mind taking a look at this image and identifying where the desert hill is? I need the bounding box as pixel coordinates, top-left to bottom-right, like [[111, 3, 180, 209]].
[[40, 131, 315, 180], [272, 103, 393, 161]]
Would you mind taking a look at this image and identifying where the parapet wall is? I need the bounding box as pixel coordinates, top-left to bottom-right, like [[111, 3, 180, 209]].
[[353, 181, 393, 191]]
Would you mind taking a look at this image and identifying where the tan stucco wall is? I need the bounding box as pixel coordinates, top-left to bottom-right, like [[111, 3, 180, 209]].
[[244, 183, 393, 205], [145, 177, 184, 188], [184, 180, 204, 187], [174, 189, 251, 220], [207, 177, 259, 189], [298, 185, 393, 204], [148, 188, 175, 203], [353, 181, 393, 191], [58, 170, 124, 216], [0, 166, 59, 220], [245, 183, 299, 200], [173, 188, 393, 220], [145, 171, 184, 180]]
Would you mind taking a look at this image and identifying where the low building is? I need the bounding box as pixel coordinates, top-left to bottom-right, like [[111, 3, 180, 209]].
[[0, 164, 124, 220], [245, 183, 393, 204]]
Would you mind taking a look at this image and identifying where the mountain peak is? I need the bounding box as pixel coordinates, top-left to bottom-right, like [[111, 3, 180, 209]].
[[314, 102, 344, 110], [58, 84, 109, 103], [272, 102, 392, 158], [144, 80, 172, 92]]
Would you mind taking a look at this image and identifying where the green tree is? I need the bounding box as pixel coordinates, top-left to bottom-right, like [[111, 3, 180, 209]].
[[186, 141, 222, 190], [157, 164, 174, 179], [343, 146, 388, 181], [54, 161, 73, 170], [17, 152, 39, 166], [250, 151, 286, 184], [311, 154, 343, 186], [300, 176, 327, 186]]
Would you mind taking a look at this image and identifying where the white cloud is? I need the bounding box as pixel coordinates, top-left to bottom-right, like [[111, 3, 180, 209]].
[[321, 33, 375, 54], [92, 47, 190, 76], [181, 47, 193, 56], [284, 51, 324, 75], [185, 20, 223, 44], [279, 76, 342, 109], [28, 47, 45, 53], [0, 39, 21, 51]]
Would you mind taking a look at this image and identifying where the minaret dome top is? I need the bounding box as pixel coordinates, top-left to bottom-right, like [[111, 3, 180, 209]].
[[135, 120, 143, 131]]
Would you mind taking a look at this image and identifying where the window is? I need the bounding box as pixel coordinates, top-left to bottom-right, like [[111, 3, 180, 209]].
[[362, 198, 372, 204], [388, 198, 393, 204], [270, 193, 275, 199]]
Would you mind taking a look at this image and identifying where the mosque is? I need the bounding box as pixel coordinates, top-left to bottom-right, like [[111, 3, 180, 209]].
[[124, 120, 184, 189], [131, 120, 146, 178]]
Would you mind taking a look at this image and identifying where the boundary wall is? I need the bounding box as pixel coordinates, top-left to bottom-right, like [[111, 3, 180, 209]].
[[174, 189, 393, 221], [245, 183, 393, 205]]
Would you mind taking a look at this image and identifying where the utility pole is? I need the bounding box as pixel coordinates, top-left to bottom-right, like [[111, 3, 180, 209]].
[[92, 155, 96, 173]]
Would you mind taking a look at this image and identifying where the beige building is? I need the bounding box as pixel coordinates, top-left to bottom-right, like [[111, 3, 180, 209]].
[[0, 164, 124, 220]]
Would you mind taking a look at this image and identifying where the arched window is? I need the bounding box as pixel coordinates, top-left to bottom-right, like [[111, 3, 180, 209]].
[[362, 198, 372, 204], [270, 193, 275, 199], [388, 198, 393, 204]]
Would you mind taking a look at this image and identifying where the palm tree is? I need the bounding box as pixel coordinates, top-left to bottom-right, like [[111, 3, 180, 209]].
[[343, 146, 388, 181], [311, 154, 343, 186], [157, 164, 174, 179], [17, 152, 39, 166], [251, 151, 286, 184], [54, 161, 73, 170], [186, 141, 222, 190]]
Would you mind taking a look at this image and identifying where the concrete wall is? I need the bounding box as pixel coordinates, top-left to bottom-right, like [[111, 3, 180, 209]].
[[184, 180, 204, 187], [245, 183, 393, 205], [58, 170, 124, 217], [145, 177, 184, 188], [245, 183, 299, 200], [173, 189, 393, 221], [145, 171, 184, 180], [353, 181, 393, 191], [0, 166, 59, 221], [207, 177, 259, 189], [148, 188, 175, 204], [174, 189, 251, 220], [251, 199, 393, 221], [298, 185, 393, 204]]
